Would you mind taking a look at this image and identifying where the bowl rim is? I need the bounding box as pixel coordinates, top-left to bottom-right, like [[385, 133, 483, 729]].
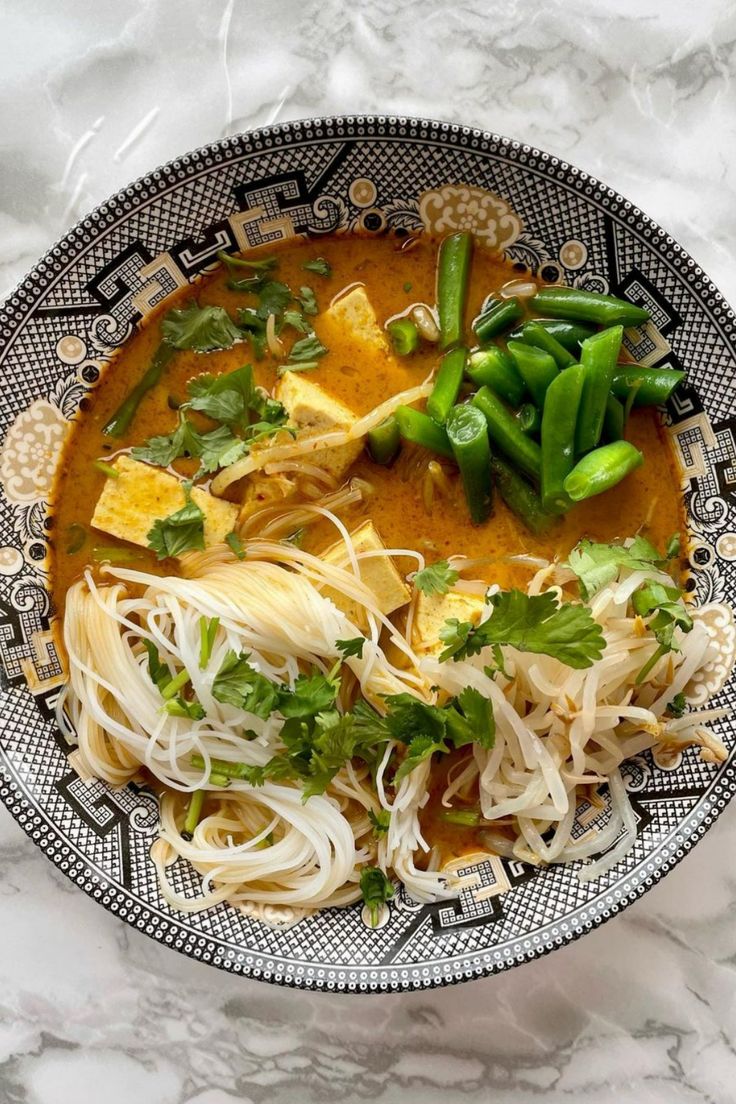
[[0, 112, 734, 994]]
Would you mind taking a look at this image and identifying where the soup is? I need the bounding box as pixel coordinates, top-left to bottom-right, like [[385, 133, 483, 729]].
[[52, 230, 723, 924]]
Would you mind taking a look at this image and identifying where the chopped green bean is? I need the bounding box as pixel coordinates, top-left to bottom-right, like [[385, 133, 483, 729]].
[[466, 347, 525, 406], [474, 298, 524, 343], [517, 320, 576, 368], [509, 319, 595, 352], [394, 406, 453, 459], [563, 440, 644, 501], [541, 365, 585, 513], [437, 232, 473, 349], [610, 366, 685, 407], [602, 394, 625, 442], [472, 387, 541, 483], [574, 325, 623, 455], [387, 317, 420, 356], [367, 416, 401, 465], [103, 341, 176, 438], [491, 456, 554, 535], [446, 404, 492, 524], [530, 286, 651, 327], [427, 347, 467, 424], [515, 402, 542, 436], [507, 341, 559, 407]]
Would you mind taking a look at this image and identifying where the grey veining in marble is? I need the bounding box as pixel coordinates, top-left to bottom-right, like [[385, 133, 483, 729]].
[[2, 1, 736, 1101]]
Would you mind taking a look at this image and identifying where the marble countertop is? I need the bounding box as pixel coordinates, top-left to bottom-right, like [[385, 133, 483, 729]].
[[2, 1, 736, 1100]]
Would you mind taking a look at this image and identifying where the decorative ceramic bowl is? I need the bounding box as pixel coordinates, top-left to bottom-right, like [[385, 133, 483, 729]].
[[1, 116, 735, 994]]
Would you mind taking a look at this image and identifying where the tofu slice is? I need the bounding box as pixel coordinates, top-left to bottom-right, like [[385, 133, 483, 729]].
[[275, 373, 363, 480], [320, 285, 390, 355], [413, 590, 486, 657], [91, 455, 238, 550], [320, 520, 410, 625]]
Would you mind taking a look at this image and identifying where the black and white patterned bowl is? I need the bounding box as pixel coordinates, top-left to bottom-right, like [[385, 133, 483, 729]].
[[1, 116, 735, 994]]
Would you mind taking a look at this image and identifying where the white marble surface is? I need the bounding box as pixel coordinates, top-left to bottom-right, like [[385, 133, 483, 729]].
[[2, 1, 736, 1100]]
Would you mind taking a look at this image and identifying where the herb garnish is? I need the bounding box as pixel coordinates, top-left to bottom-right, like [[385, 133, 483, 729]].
[[147, 481, 206, 559], [413, 559, 459, 596], [360, 867, 394, 927]]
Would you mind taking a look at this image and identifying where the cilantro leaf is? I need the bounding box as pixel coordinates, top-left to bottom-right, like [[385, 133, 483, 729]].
[[368, 809, 390, 836], [278, 671, 339, 719], [455, 687, 495, 751], [666, 691, 687, 718], [211, 651, 280, 719], [439, 589, 605, 669], [666, 533, 681, 559], [143, 640, 171, 693], [287, 333, 328, 364], [382, 693, 449, 746], [217, 250, 277, 273], [394, 732, 448, 782], [237, 308, 268, 359], [147, 481, 205, 560], [131, 418, 193, 467], [360, 866, 394, 927], [162, 303, 242, 352], [255, 280, 292, 320], [567, 536, 667, 600], [276, 363, 319, 377], [283, 309, 311, 334], [164, 697, 206, 720], [193, 425, 248, 473], [302, 258, 331, 277], [336, 637, 365, 659], [413, 559, 459, 596], [297, 286, 318, 316], [225, 531, 246, 560], [187, 364, 255, 427], [632, 580, 693, 683]]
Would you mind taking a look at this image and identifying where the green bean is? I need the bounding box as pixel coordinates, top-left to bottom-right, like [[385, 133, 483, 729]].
[[446, 404, 493, 524], [563, 440, 644, 501], [540, 365, 585, 513], [507, 341, 559, 407], [437, 232, 473, 349], [574, 325, 623, 455], [103, 341, 175, 438], [515, 403, 542, 436], [387, 317, 420, 356], [394, 406, 453, 459], [509, 319, 595, 352], [466, 347, 525, 406], [367, 416, 401, 465], [517, 320, 576, 368], [530, 286, 650, 327], [427, 347, 467, 424], [602, 394, 625, 442], [610, 366, 685, 407], [491, 456, 555, 535], [472, 387, 541, 483], [474, 298, 524, 343]]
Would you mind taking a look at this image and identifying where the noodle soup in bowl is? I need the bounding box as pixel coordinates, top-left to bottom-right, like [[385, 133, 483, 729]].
[[1, 116, 736, 993]]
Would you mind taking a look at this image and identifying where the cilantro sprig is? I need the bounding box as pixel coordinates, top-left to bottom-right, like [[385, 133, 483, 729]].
[[413, 559, 459, 596], [360, 867, 394, 927], [147, 481, 205, 559]]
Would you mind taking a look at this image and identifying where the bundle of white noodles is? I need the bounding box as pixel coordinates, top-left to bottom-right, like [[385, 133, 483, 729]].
[[61, 519, 730, 921]]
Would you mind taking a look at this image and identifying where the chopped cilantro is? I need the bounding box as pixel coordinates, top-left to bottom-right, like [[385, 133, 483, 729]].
[[198, 616, 220, 669], [147, 481, 205, 560], [297, 286, 318, 316], [302, 258, 331, 277], [282, 309, 311, 334], [162, 303, 242, 353], [217, 250, 277, 273], [360, 866, 394, 927], [368, 809, 390, 836], [666, 533, 682, 559], [211, 650, 280, 719], [287, 333, 328, 364], [413, 559, 459, 596], [567, 536, 667, 600], [336, 637, 365, 659], [632, 579, 693, 683], [666, 691, 687, 718], [225, 531, 246, 560]]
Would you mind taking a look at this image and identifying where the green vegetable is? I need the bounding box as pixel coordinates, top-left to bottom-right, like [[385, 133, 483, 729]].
[[160, 667, 191, 701], [103, 341, 176, 438], [387, 317, 420, 356], [394, 406, 453, 459], [540, 364, 585, 513], [367, 416, 401, 465], [132, 416, 247, 475], [610, 366, 686, 407], [517, 320, 576, 368], [226, 531, 246, 560], [667, 691, 687, 718], [277, 670, 341, 719], [563, 440, 644, 502], [566, 535, 668, 599], [298, 286, 318, 316], [509, 319, 595, 353], [335, 637, 365, 659], [474, 297, 524, 343], [472, 387, 542, 483], [491, 456, 555, 535], [530, 286, 651, 326], [211, 650, 280, 719], [198, 616, 220, 668], [427, 347, 467, 424], [446, 403, 493, 524], [283, 309, 311, 334], [147, 481, 205, 560], [368, 809, 390, 835], [302, 258, 331, 277], [217, 250, 277, 273], [632, 579, 693, 683], [413, 559, 459, 596], [93, 460, 120, 479], [574, 326, 623, 455], [438, 588, 605, 669], [182, 790, 205, 840], [441, 808, 481, 826], [602, 394, 625, 442], [91, 544, 140, 563], [65, 523, 87, 555], [403, 281, 413, 293], [287, 332, 328, 364], [360, 867, 394, 927], [437, 232, 473, 349], [144, 640, 171, 693], [466, 347, 525, 407], [186, 363, 257, 427], [162, 303, 242, 352], [164, 697, 206, 720], [666, 533, 681, 559], [507, 341, 559, 408], [515, 403, 542, 436]]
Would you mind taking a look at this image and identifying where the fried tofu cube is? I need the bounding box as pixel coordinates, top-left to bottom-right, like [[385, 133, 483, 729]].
[[321, 520, 410, 625], [91, 455, 237, 550], [274, 373, 363, 481], [320, 286, 390, 354], [413, 590, 486, 656]]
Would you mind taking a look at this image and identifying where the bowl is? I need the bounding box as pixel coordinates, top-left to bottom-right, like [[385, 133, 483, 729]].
[[1, 115, 735, 994]]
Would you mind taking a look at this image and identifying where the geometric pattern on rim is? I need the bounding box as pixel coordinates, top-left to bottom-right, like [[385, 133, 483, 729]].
[[0, 115, 735, 992]]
